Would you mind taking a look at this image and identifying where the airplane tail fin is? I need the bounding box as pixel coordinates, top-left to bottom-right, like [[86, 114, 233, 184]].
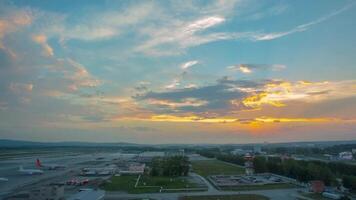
[[36, 159, 42, 167]]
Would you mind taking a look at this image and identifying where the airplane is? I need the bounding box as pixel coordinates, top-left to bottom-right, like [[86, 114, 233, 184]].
[[35, 158, 66, 170], [19, 166, 43, 175], [0, 177, 9, 181]]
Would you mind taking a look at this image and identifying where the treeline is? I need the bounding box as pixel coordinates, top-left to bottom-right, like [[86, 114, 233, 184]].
[[253, 157, 334, 185], [265, 144, 356, 155], [150, 156, 189, 177], [253, 156, 356, 190], [197, 149, 245, 166], [197, 149, 356, 191]]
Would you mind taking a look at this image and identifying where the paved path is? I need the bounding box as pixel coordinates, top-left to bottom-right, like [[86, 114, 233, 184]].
[[189, 172, 217, 192], [105, 188, 301, 200]]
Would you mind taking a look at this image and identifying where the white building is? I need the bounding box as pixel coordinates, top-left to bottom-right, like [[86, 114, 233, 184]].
[[119, 163, 145, 175], [339, 152, 353, 160]]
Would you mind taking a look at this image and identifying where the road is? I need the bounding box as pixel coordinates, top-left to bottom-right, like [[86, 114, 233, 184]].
[[105, 188, 301, 200], [189, 173, 217, 192]]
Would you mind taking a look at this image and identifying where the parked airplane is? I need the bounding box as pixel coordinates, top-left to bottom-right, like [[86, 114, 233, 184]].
[[0, 177, 9, 181], [19, 166, 43, 175], [35, 158, 66, 170]]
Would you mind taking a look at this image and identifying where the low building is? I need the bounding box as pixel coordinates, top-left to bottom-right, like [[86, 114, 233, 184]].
[[310, 180, 325, 193], [119, 163, 145, 175], [165, 149, 185, 157], [138, 151, 165, 162], [81, 166, 116, 176], [339, 152, 353, 160], [67, 189, 105, 200]]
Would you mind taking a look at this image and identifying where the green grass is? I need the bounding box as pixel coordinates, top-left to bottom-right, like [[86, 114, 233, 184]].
[[179, 194, 269, 200], [138, 176, 197, 189], [191, 160, 245, 177], [221, 183, 297, 191], [102, 175, 198, 193], [301, 193, 330, 200], [102, 175, 141, 193]]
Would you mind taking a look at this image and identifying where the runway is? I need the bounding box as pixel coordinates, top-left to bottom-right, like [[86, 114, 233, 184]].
[[0, 151, 114, 198]]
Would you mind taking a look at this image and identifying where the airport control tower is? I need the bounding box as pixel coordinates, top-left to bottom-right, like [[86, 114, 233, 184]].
[[244, 153, 254, 175]]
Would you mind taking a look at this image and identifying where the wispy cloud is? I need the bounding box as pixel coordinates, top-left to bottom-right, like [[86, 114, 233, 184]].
[[181, 60, 199, 70], [227, 64, 286, 73], [9, 82, 33, 94], [32, 34, 54, 56], [136, 15, 227, 56], [252, 2, 355, 41], [47, 2, 157, 42]]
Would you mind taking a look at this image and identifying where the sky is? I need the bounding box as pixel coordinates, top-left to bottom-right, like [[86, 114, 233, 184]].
[[0, 0, 355, 144]]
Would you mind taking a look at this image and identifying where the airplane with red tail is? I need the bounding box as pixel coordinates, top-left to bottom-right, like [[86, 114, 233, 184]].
[[36, 158, 66, 170]]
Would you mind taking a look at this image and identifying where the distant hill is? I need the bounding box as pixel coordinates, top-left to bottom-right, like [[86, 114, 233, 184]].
[[0, 139, 137, 148]]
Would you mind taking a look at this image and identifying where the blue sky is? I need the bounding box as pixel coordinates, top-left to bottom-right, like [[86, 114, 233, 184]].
[[0, 0, 355, 143]]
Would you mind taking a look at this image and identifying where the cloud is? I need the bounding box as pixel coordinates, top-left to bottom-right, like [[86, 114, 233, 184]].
[[135, 2, 354, 56], [165, 79, 181, 89], [9, 82, 33, 94], [241, 80, 356, 109], [114, 113, 348, 125], [181, 60, 199, 70], [134, 77, 356, 121], [184, 16, 225, 34], [45, 1, 157, 42], [227, 64, 286, 73], [252, 2, 355, 41], [135, 78, 262, 114], [0, 101, 7, 110], [135, 15, 227, 56], [228, 64, 252, 74], [32, 34, 54, 56], [0, 6, 33, 58]]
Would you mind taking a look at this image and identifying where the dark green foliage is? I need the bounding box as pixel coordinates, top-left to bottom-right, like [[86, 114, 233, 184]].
[[252, 156, 335, 185], [342, 175, 356, 191], [216, 154, 245, 166], [150, 156, 189, 177], [253, 156, 267, 173]]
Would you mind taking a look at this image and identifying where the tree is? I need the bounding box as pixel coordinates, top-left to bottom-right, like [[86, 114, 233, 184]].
[[343, 175, 356, 191], [253, 156, 267, 173], [150, 156, 189, 177]]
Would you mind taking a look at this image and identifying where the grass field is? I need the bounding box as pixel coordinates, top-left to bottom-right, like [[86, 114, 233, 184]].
[[102, 175, 198, 193], [138, 175, 197, 189], [301, 193, 330, 200], [221, 183, 297, 191], [191, 160, 245, 177], [179, 194, 269, 200]]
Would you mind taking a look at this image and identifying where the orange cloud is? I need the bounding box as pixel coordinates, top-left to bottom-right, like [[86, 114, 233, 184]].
[[32, 34, 54, 56], [146, 98, 208, 108], [241, 80, 356, 110]]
